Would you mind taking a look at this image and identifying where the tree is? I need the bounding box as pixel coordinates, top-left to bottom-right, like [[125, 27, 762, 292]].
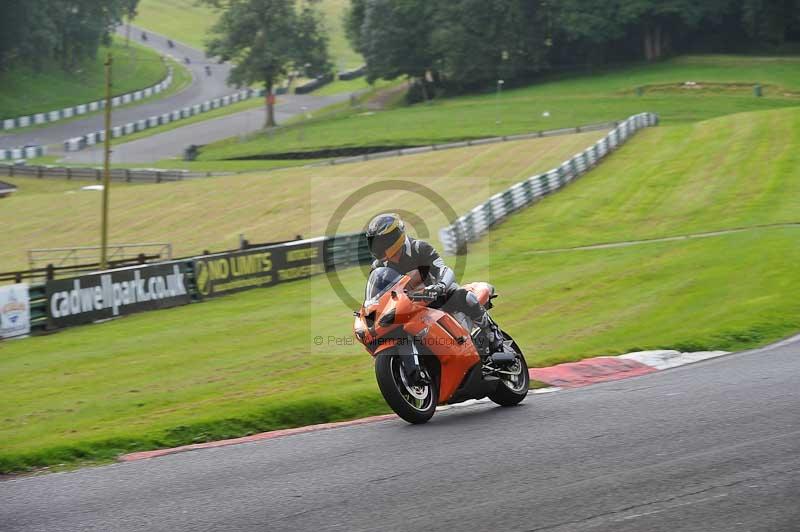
[[357, 0, 439, 92], [122, 0, 140, 47], [433, 0, 550, 87], [0, 0, 43, 71], [349, 0, 551, 95], [202, 0, 330, 127], [0, 0, 129, 73], [555, 0, 731, 61], [741, 0, 800, 45], [295, 2, 331, 78], [343, 0, 367, 57], [52, 0, 127, 69], [620, 0, 707, 60], [553, 1, 626, 46]]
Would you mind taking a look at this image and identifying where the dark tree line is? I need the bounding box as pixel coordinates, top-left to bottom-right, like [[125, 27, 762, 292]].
[[0, 0, 139, 72], [346, 0, 800, 98]]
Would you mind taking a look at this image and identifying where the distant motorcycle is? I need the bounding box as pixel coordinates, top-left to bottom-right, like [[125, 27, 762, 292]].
[[354, 267, 529, 424]]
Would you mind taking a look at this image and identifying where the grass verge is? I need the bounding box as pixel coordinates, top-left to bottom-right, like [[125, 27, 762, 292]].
[[0, 129, 602, 270], [1, 56, 192, 137], [0, 39, 169, 120], [198, 54, 800, 161]]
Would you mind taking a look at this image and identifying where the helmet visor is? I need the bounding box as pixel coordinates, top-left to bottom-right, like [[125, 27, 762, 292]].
[[367, 231, 404, 260]]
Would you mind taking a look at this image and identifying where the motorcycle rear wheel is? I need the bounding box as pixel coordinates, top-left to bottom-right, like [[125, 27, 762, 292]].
[[488, 340, 530, 407], [375, 353, 438, 424]]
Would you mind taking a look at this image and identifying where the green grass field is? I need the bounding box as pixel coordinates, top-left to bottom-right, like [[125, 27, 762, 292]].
[[135, 0, 362, 68], [7, 55, 193, 139], [2, 105, 800, 472], [198, 55, 800, 161], [0, 39, 169, 120], [0, 130, 602, 271]]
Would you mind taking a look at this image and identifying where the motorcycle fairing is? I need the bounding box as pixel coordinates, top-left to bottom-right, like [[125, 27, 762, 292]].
[[401, 307, 480, 403], [355, 270, 485, 404]]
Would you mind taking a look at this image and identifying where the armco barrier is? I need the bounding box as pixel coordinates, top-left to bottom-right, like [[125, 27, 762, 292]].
[[1, 68, 174, 132], [14, 233, 370, 338], [438, 112, 659, 254], [29, 283, 47, 331], [0, 163, 213, 182], [63, 87, 268, 152], [295, 74, 334, 95], [324, 232, 371, 268], [338, 65, 366, 81]]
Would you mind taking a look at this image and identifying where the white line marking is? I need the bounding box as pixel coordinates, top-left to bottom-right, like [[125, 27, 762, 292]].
[[524, 223, 800, 255], [532, 387, 562, 394], [620, 350, 729, 370], [617, 493, 729, 521], [435, 387, 562, 412]]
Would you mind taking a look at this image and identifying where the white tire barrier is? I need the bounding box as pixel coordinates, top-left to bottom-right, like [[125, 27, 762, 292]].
[[1, 68, 174, 132], [62, 88, 269, 152], [438, 112, 659, 254], [1, 145, 47, 161]]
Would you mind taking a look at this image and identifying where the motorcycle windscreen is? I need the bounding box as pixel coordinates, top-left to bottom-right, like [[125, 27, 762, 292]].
[[365, 267, 402, 304]]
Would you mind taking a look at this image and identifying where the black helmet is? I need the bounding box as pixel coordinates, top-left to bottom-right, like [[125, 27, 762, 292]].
[[366, 213, 406, 261]]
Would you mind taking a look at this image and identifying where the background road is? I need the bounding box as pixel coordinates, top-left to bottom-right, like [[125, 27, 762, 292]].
[[0, 25, 233, 150], [1, 21, 358, 164], [4, 336, 798, 531], [61, 92, 353, 164]]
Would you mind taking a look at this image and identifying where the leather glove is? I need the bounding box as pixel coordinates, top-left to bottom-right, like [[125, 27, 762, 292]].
[[423, 282, 446, 299]]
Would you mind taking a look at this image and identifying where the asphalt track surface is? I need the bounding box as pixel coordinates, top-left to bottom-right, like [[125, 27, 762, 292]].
[[61, 91, 353, 165], [0, 25, 233, 150], [3, 336, 799, 532]]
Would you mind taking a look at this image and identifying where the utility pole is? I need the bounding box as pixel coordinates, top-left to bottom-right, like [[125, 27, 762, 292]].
[[100, 52, 113, 269], [496, 79, 504, 125]]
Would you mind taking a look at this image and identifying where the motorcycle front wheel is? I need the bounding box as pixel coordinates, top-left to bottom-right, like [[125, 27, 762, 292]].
[[375, 353, 438, 424], [488, 334, 530, 407]]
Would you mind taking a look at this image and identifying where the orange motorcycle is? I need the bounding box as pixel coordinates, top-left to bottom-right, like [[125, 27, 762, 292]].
[[354, 267, 529, 423]]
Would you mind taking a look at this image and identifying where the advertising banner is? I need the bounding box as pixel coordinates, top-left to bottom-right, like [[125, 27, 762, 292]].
[[0, 283, 30, 339], [194, 240, 326, 299], [46, 263, 191, 328]]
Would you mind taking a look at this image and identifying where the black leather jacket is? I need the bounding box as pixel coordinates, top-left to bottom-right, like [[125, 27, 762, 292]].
[[371, 237, 455, 290]]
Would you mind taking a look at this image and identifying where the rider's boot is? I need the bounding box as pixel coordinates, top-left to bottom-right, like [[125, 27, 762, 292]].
[[473, 312, 504, 356]]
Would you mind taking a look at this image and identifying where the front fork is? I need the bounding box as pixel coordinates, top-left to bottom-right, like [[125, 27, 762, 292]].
[[397, 338, 430, 385]]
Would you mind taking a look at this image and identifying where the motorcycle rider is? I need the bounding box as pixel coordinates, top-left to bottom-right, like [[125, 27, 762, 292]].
[[366, 213, 504, 355]]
